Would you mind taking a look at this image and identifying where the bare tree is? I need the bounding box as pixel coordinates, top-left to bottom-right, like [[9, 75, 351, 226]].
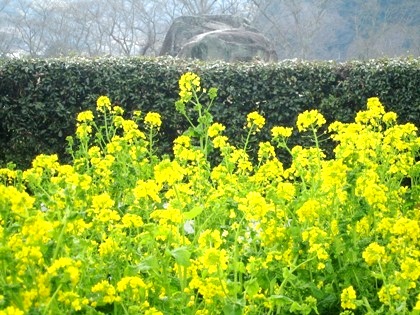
[[0, 0, 9, 10], [251, 0, 338, 59], [1, 0, 416, 59], [0, 0, 260, 57], [0, 0, 15, 56], [6, 0, 51, 56], [343, 0, 420, 59], [178, 0, 218, 15], [106, 0, 167, 56], [219, 0, 257, 18]]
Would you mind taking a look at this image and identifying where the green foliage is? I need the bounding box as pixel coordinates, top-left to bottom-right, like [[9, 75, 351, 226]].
[[0, 56, 419, 168]]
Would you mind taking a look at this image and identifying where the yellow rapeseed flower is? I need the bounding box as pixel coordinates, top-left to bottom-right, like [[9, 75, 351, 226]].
[[133, 179, 162, 203], [382, 111, 397, 124], [236, 191, 274, 223], [257, 141, 276, 161], [355, 170, 388, 208], [390, 217, 419, 241], [76, 110, 94, 123], [21, 214, 55, 244], [198, 229, 223, 249], [99, 237, 119, 257], [252, 159, 283, 184], [400, 257, 420, 281], [378, 284, 402, 306], [48, 257, 82, 286], [0, 306, 25, 315], [91, 193, 115, 213], [199, 248, 228, 274], [212, 135, 229, 149], [246, 111, 265, 132], [355, 217, 370, 236], [188, 276, 227, 304], [271, 126, 293, 138], [229, 149, 253, 173], [14, 245, 44, 268], [120, 213, 144, 228], [341, 286, 357, 310], [76, 124, 92, 138], [355, 97, 386, 128], [296, 109, 326, 132], [117, 276, 148, 301], [121, 119, 139, 133], [91, 280, 121, 304], [96, 95, 112, 113], [362, 242, 386, 266], [144, 308, 164, 315], [58, 291, 89, 311], [96, 209, 121, 223], [367, 97, 385, 114], [111, 105, 124, 116], [144, 112, 162, 129], [208, 123, 226, 138], [178, 72, 201, 102], [154, 159, 184, 185], [150, 208, 182, 225], [296, 199, 322, 223]]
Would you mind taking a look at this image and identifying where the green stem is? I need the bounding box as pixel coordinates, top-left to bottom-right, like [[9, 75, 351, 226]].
[[43, 283, 62, 315], [278, 256, 316, 294], [183, 112, 196, 130], [51, 206, 70, 261], [148, 127, 154, 162], [103, 110, 111, 143], [378, 261, 395, 314], [233, 216, 246, 286], [120, 302, 130, 315], [243, 125, 255, 152], [217, 265, 235, 304]]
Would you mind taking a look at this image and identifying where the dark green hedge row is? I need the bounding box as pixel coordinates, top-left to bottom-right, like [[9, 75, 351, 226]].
[[0, 56, 419, 169]]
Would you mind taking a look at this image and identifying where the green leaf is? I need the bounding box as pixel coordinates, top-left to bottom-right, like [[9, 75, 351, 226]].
[[136, 256, 159, 272], [244, 278, 259, 297], [183, 206, 203, 220], [223, 302, 243, 315], [170, 247, 191, 266]]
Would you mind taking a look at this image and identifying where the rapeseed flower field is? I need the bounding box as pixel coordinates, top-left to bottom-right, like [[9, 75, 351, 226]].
[[0, 73, 419, 314]]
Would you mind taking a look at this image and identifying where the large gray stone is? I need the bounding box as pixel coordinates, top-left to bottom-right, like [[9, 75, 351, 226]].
[[177, 29, 278, 62], [160, 15, 276, 62]]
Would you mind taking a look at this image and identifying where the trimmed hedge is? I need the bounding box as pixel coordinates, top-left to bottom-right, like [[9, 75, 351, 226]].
[[0, 56, 419, 168]]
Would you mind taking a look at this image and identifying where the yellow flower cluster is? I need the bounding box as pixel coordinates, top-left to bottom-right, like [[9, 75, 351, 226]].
[[178, 71, 201, 102], [117, 276, 149, 301], [144, 112, 162, 129], [0, 77, 419, 315], [96, 95, 112, 113], [208, 122, 226, 138], [341, 286, 357, 309], [362, 242, 387, 266], [296, 109, 326, 132], [271, 126, 293, 138], [246, 111, 266, 132], [77, 110, 94, 123], [91, 280, 121, 305]]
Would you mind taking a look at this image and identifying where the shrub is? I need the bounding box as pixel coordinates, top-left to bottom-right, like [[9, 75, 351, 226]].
[[1, 57, 419, 169]]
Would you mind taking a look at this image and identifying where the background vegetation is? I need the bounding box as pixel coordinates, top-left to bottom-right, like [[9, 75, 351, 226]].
[[1, 57, 419, 169], [0, 0, 418, 60]]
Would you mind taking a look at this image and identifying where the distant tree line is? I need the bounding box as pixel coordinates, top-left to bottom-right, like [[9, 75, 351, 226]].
[[0, 0, 418, 60]]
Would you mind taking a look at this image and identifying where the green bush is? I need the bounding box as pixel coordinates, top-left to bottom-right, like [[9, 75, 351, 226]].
[[0, 57, 419, 168]]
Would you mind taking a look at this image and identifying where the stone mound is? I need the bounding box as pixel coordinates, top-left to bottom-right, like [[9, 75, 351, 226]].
[[160, 15, 277, 62]]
